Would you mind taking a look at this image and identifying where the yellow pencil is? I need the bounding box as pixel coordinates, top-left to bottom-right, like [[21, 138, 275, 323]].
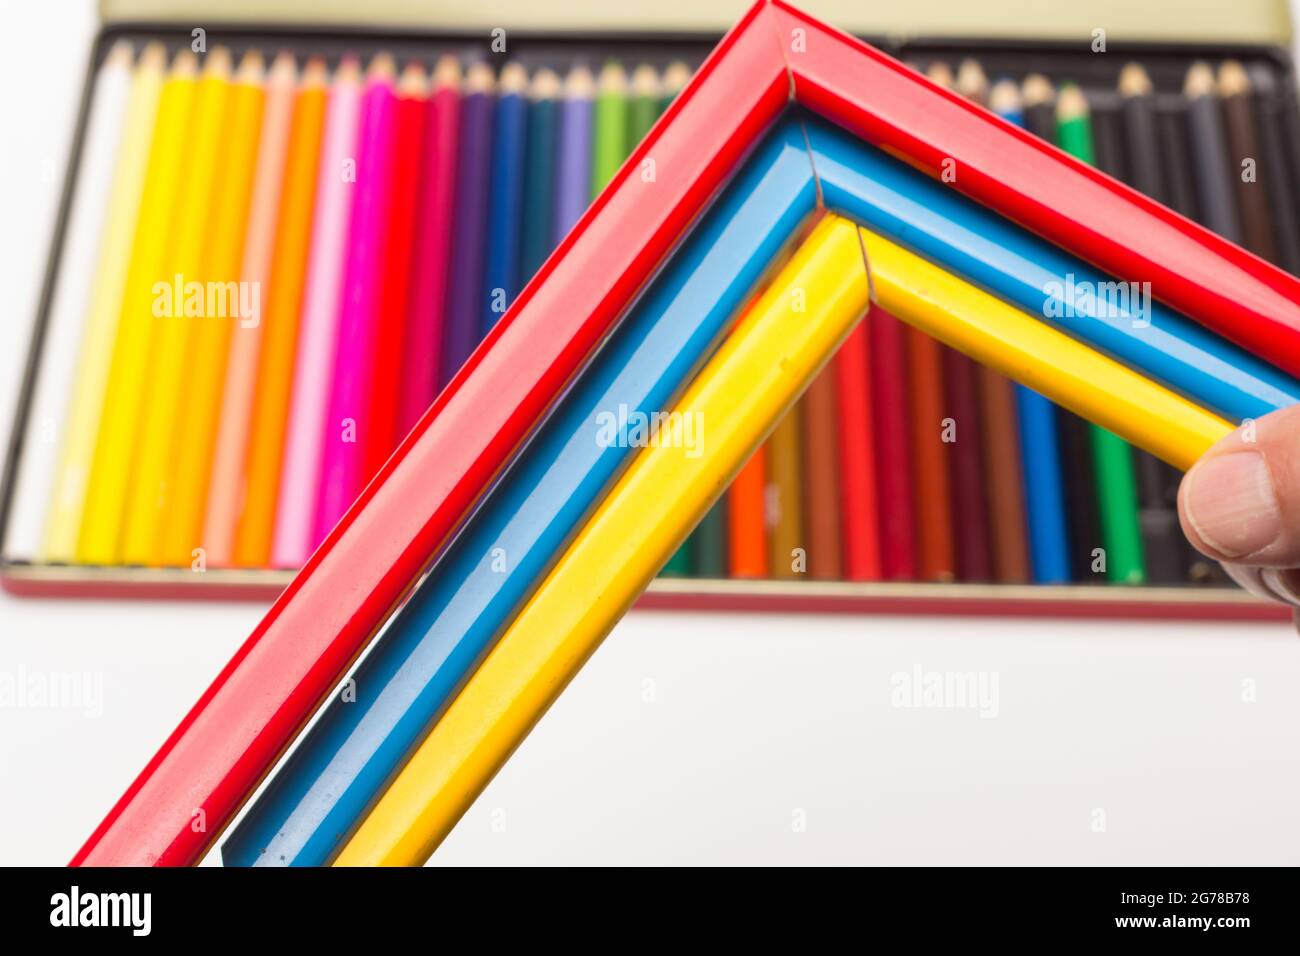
[[855, 230, 1234, 471], [38, 42, 163, 562], [120, 47, 233, 566], [160, 50, 266, 566], [77, 49, 198, 564], [333, 214, 872, 866]]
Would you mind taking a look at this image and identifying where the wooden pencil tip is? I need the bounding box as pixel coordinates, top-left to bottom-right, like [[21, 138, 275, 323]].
[[204, 46, 232, 75], [1021, 72, 1055, 107], [631, 63, 660, 98], [1184, 61, 1216, 98], [564, 63, 595, 98], [1055, 82, 1089, 119], [1118, 62, 1152, 98], [302, 56, 328, 86], [368, 52, 396, 81], [432, 54, 461, 90], [988, 78, 1022, 115], [1218, 59, 1251, 98], [236, 49, 265, 83], [530, 67, 561, 100], [661, 61, 691, 93], [465, 61, 495, 93], [104, 39, 134, 69], [925, 61, 955, 88], [598, 60, 627, 92], [398, 61, 429, 96], [498, 62, 528, 94], [269, 49, 297, 80], [171, 48, 198, 77], [955, 58, 987, 97], [138, 40, 167, 71], [335, 54, 362, 84]]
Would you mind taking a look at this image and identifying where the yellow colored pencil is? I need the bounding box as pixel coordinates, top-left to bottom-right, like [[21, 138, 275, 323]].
[[120, 48, 233, 566], [333, 214, 872, 866], [857, 229, 1233, 470], [38, 42, 163, 561], [160, 50, 266, 566], [77, 50, 198, 564]]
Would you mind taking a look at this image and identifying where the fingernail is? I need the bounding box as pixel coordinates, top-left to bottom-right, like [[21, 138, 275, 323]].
[[1262, 568, 1300, 606], [1183, 451, 1281, 559]]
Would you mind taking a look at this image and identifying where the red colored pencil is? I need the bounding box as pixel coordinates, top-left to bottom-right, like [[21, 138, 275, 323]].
[[906, 325, 955, 582], [364, 63, 428, 481], [834, 319, 880, 580], [398, 56, 460, 437], [942, 347, 993, 581], [869, 306, 915, 580]]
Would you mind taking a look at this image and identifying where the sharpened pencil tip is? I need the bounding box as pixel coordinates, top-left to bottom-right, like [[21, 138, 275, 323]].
[[956, 58, 987, 100], [433, 54, 461, 90], [1218, 60, 1251, 98], [564, 63, 595, 99], [1021, 73, 1055, 107], [925, 61, 954, 88], [465, 60, 495, 93], [631, 63, 660, 99], [1118, 62, 1152, 98], [104, 40, 134, 69], [498, 62, 528, 95], [1184, 61, 1216, 98], [530, 67, 561, 100], [1055, 83, 1089, 120], [661, 61, 690, 94], [989, 78, 1022, 115]]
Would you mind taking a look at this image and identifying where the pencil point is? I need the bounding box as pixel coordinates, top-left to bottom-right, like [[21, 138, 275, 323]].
[[204, 46, 232, 76], [1218, 60, 1251, 98], [631, 63, 659, 99], [368, 52, 396, 82], [989, 78, 1022, 115], [433, 54, 461, 90], [171, 48, 198, 77], [1184, 61, 1216, 98], [530, 67, 561, 100], [598, 60, 627, 93], [1055, 83, 1089, 120], [956, 58, 987, 100], [335, 55, 362, 85], [105, 39, 134, 69], [1118, 62, 1152, 98], [564, 63, 595, 99], [498, 62, 528, 95], [1022, 73, 1055, 107], [465, 61, 495, 94], [236, 49, 265, 84], [661, 61, 690, 95], [398, 61, 429, 96], [925, 61, 955, 89], [302, 56, 328, 86]]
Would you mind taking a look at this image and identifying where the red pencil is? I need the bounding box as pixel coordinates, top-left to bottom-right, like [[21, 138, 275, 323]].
[[869, 307, 916, 580], [364, 63, 428, 481], [834, 319, 880, 580], [398, 56, 460, 437], [942, 347, 993, 581], [906, 325, 955, 582]]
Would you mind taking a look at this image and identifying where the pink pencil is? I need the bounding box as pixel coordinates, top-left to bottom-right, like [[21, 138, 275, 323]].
[[399, 54, 461, 436], [270, 56, 363, 568], [203, 51, 298, 565], [310, 54, 399, 549]]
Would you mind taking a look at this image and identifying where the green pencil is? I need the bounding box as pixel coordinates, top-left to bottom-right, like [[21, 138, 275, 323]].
[[1055, 84, 1146, 584], [627, 63, 660, 147], [591, 61, 629, 196], [658, 61, 690, 116]]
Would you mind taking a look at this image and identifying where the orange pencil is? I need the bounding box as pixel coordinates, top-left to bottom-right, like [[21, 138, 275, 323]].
[[231, 58, 329, 567], [906, 326, 956, 581], [727, 447, 767, 577], [765, 410, 803, 578], [202, 51, 297, 565]]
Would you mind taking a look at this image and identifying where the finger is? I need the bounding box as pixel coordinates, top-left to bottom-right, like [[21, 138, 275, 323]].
[[1177, 404, 1300, 567], [1220, 562, 1279, 601]]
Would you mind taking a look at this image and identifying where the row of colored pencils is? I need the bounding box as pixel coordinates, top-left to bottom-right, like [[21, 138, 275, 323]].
[[6, 43, 689, 570], [664, 57, 1291, 587]]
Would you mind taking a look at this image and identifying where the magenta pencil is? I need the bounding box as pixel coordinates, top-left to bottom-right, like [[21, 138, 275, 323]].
[[270, 56, 363, 568], [399, 55, 461, 436], [310, 54, 399, 548]]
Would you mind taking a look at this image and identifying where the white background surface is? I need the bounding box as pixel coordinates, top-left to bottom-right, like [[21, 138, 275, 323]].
[[1, 1, 1299, 867]]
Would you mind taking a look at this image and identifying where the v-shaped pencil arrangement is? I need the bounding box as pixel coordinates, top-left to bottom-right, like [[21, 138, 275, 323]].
[[73, 0, 1300, 866]]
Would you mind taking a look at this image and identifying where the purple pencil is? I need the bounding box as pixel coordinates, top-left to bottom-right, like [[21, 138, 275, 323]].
[[438, 61, 496, 387], [271, 56, 362, 568], [552, 63, 594, 245], [399, 55, 461, 436], [311, 54, 399, 548]]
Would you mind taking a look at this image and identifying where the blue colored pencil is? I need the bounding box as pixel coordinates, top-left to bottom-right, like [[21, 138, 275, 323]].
[[220, 125, 820, 868], [552, 64, 594, 246], [439, 61, 494, 386], [989, 79, 1071, 583], [481, 62, 528, 338], [519, 67, 559, 283]]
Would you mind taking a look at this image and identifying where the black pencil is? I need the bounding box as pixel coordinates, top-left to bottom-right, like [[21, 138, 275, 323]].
[[1247, 63, 1300, 274], [1184, 61, 1242, 243]]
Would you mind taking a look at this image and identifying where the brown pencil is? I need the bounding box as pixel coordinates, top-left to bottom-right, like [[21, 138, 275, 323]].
[[766, 410, 804, 579], [801, 367, 842, 579], [1218, 60, 1277, 263]]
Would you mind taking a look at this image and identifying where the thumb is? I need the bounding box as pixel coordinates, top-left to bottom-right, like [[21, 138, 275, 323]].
[[1178, 403, 1300, 567]]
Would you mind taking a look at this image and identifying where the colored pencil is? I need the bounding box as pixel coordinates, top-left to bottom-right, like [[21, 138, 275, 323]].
[[223, 124, 815, 866], [363, 62, 428, 482], [9, 41, 137, 562], [906, 323, 955, 583], [659, 61, 690, 115], [989, 77, 1069, 584], [270, 55, 362, 568], [121, 47, 233, 566], [1056, 84, 1145, 585], [729, 449, 768, 577], [77, 50, 196, 565], [1184, 62, 1241, 243], [552, 64, 593, 245], [868, 306, 915, 580], [231, 58, 329, 567], [162, 51, 266, 566], [861, 228, 1232, 471], [691, 502, 728, 577], [398, 55, 459, 437], [1247, 63, 1300, 275], [1219, 61, 1276, 262], [592, 61, 629, 195], [834, 321, 879, 580], [202, 51, 296, 566], [518, 67, 558, 284], [332, 214, 873, 867], [438, 61, 494, 385], [481, 62, 527, 338], [766, 408, 803, 578], [957, 59, 1027, 583], [802, 366, 842, 579], [627, 63, 660, 146], [312, 55, 399, 548]]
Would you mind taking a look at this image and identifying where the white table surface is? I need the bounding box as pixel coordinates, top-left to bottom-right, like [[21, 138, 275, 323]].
[[2, 0, 1298, 866]]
